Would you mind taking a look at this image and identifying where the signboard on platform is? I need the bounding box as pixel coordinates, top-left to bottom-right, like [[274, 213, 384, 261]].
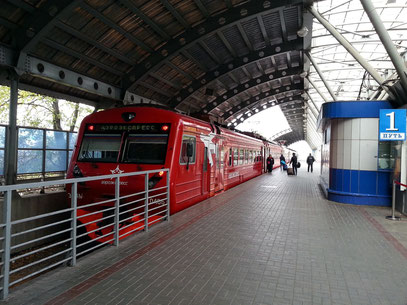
[[379, 109, 406, 141]]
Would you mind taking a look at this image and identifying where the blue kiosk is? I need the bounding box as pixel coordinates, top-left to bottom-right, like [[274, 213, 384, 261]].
[[317, 101, 395, 207]]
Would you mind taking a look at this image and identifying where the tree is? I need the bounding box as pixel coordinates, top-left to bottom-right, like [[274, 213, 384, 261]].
[[0, 85, 94, 130]]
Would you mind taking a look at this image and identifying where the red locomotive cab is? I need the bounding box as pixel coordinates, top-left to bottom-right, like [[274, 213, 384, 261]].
[[66, 107, 177, 243]]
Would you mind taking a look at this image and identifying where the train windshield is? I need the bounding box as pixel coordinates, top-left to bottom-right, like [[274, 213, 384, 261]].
[[77, 123, 170, 164], [122, 134, 168, 164], [78, 134, 121, 162]]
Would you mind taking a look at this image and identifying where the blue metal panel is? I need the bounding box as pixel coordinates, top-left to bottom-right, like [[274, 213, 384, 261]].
[[350, 170, 359, 194], [318, 101, 392, 131], [377, 171, 392, 196], [328, 168, 391, 206], [359, 171, 377, 194], [342, 169, 351, 193], [336, 169, 343, 191]]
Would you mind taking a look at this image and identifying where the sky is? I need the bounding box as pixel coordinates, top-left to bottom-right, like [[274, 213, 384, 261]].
[[236, 106, 314, 160]]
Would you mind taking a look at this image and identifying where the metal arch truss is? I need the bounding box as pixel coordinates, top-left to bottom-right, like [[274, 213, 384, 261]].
[[227, 94, 304, 125], [170, 40, 303, 109], [200, 66, 302, 114], [14, 0, 82, 69], [124, 0, 303, 91], [274, 130, 304, 145], [271, 128, 293, 140], [223, 83, 303, 121], [0, 45, 122, 101]]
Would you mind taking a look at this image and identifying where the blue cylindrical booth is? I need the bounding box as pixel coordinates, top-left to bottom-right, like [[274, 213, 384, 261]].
[[318, 101, 393, 206]]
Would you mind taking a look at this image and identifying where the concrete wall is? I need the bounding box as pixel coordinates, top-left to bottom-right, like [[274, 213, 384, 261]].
[[0, 191, 70, 253]]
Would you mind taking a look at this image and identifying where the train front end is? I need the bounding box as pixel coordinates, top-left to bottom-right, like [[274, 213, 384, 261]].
[[66, 107, 176, 243]]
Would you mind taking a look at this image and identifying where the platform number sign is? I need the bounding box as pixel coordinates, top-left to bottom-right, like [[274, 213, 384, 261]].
[[379, 109, 406, 141]]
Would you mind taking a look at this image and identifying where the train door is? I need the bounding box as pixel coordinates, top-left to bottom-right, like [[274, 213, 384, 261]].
[[202, 146, 210, 195], [214, 143, 224, 192]]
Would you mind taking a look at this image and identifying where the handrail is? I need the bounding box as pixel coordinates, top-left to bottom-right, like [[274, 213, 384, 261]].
[[0, 168, 166, 192], [0, 168, 170, 300], [393, 180, 407, 188]]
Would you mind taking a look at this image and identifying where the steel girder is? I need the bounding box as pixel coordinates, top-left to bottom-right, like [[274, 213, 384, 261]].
[[232, 102, 304, 127], [14, 0, 82, 70], [123, 0, 303, 92], [200, 67, 302, 114], [170, 40, 303, 109], [222, 82, 303, 121], [228, 94, 304, 123], [0, 45, 122, 102], [274, 130, 304, 145]]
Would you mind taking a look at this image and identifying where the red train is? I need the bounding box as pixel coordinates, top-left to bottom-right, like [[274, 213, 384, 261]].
[[67, 106, 290, 243]]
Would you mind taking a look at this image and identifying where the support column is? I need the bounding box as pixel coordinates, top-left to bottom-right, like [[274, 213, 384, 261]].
[[5, 72, 18, 185], [360, 0, 407, 97], [306, 53, 337, 101], [306, 92, 320, 112], [308, 77, 329, 103]]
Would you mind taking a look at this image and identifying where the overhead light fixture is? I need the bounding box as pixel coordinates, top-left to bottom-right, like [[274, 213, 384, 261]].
[[297, 26, 309, 38]]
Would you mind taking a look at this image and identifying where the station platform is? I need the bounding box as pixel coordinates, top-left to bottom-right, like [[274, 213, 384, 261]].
[[4, 166, 407, 305]]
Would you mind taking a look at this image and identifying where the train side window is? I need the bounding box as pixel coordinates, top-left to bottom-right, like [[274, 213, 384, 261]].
[[233, 148, 238, 166], [229, 148, 232, 166], [180, 135, 196, 164], [239, 149, 244, 165], [245, 150, 249, 164], [249, 150, 253, 163]]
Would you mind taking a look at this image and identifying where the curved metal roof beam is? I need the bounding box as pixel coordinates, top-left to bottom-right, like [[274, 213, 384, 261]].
[[123, 0, 303, 91], [222, 83, 303, 121], [225, 94, 304, 122], [15, 0, 82, 69], [271, 128, 293, 140], [274, 130, 304, 145], [199, 67, 302, 114], [172, 40, 303, 109]]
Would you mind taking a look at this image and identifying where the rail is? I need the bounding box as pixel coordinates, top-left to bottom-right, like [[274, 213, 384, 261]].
[[0, 169, 170, 300]]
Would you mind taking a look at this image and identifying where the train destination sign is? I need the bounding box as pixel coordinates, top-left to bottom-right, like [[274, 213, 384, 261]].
[[86, 123, 170, 133], [379, 109, 406, 141]]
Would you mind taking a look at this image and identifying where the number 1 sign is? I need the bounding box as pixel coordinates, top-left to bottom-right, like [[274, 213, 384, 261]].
[[379, 109, 406, 141]]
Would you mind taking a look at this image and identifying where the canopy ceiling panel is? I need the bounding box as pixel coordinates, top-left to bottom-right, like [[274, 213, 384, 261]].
[[0, 0, 315, 145]]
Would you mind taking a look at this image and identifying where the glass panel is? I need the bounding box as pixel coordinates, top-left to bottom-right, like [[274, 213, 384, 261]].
[[69, 151, 73, 164], [69, 132, 77, 149], [239, 149, 244, 165], [179, 135, 196, 164], [123, 134, 168, 164], [378, 142, 396, 170], [46, 131, 67, 149], [46, 151, 67, 172], [17, 150, 43, 174], [0, 126, 5, 148], [233, 148, 238, 166], [18, 128, 43, 149], [78, 134, 121, 162], [0, 150, 4, 175]]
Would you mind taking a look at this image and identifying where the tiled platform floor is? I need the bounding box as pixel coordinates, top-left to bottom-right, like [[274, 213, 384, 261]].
[[4, 167, 407, 305]]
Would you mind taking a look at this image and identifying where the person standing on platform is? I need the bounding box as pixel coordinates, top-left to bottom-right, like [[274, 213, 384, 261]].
[[306, 153, 315, 173], [280, 154, 286, 171], [266, 154, 274, 173], [290, 153, 298, 175]]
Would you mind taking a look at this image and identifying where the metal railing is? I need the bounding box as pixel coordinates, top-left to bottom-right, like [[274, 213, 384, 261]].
[[0, 168, 170, 299]]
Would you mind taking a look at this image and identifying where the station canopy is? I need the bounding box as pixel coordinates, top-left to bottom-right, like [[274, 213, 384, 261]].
[[0, 0, 406, 148]]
